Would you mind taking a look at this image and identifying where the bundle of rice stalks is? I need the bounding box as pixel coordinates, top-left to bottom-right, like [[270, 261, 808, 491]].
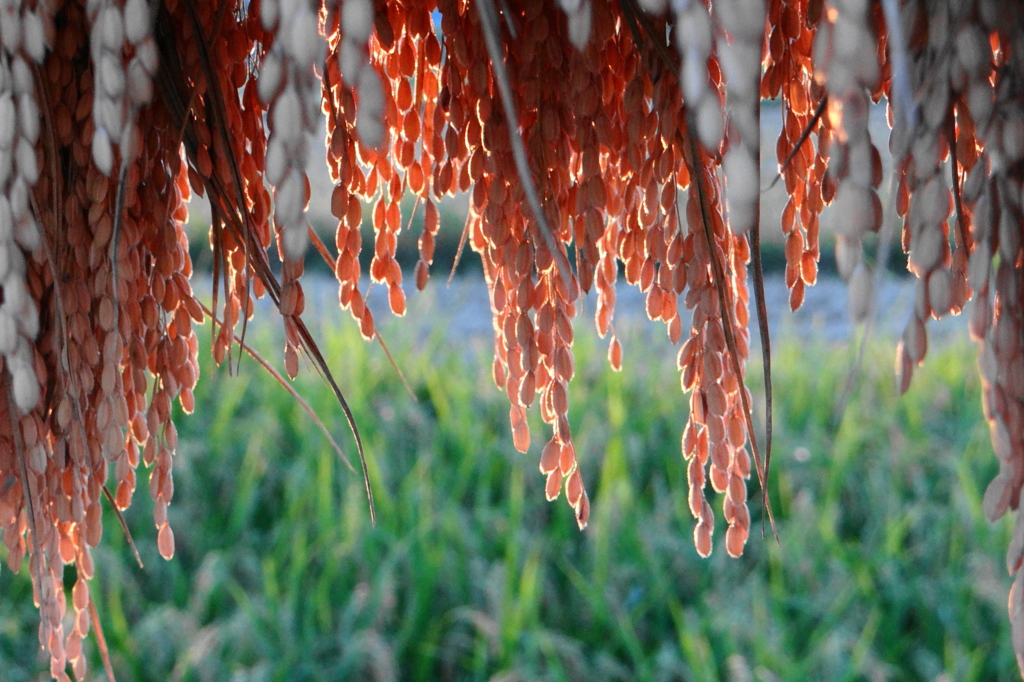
[[0, 0, 1022, 677]]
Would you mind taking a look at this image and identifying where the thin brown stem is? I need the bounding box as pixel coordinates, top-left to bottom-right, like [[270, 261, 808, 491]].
[[764, 95, 827, 193], [89, 596, 118, 682], [198, 300, 357, 475], [749, 99, 774, 541], [686, 133, 778, 541], [102, 485, 144, 569], [949, 113, 971, 257], [448, 211, 472, 285]]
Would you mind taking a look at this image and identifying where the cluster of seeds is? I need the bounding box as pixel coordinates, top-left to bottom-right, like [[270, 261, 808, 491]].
[[260, 0, 326, 375], [0, 38, 43, 416], [0, 1, 212, 678], [677, 143, 755, 558], [676, 0, 723, 151], [906, 1, 1024, 667], [845, 0, 1024, 664], [814, 0, 887, 323], [3, 0, 1024, 676], [762, 0, 828, 310], [87, 0, 157, 176], [718, 0, 764, 239]]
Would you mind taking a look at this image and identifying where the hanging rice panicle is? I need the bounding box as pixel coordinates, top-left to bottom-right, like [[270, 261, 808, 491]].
[[763, 0, 828, 310], [813, 0, 885, 324], [718, 0, 763, 239], [260, 0, 327, 376], [4, 0, 1024, 676]]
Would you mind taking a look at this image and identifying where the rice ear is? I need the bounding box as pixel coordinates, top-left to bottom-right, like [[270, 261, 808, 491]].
[[9, 0, 1024, 675]]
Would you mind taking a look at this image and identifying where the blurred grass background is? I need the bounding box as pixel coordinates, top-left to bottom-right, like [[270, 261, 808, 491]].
[[0, 300, 1015, 681]]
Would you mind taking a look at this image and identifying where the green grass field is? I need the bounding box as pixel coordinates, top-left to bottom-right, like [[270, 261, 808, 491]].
[[0, 309, 1015, 681]]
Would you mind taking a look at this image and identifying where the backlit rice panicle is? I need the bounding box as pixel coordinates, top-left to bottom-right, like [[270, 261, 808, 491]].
[[3, 0, 1024, 676], [763, 0, 828, 310]]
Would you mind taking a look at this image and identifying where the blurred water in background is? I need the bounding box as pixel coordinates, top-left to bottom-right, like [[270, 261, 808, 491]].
[[294, 101, 895, 246], [188, 101, 894, 247], [193, 97, 970, 364], [233, 270, 970, 355]]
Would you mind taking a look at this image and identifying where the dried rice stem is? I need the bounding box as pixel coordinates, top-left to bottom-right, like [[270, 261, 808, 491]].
[[101, 485, 143, 569], [686, 132, 778, 541], [198, 300, 357, 475], [764, 95, 827, 193], [88, 596, 117, 682]]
